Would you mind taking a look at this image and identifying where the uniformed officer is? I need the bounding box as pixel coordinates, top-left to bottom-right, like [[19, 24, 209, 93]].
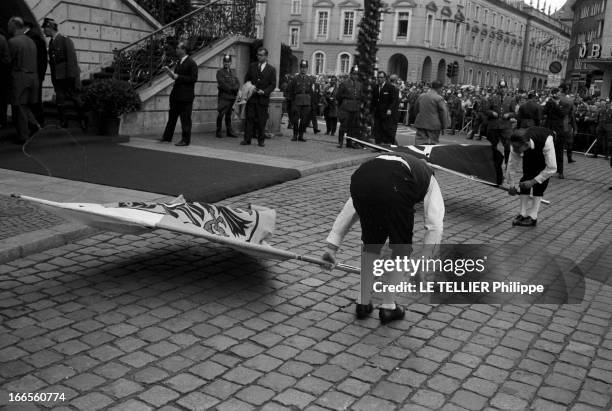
[[594, 100, 612, 159], [42, 18, 87, 131], [216, 54, 239, 138], [286, 59, 314, 142], [486, 80, 515, 183], [336, 65, 363, 148]]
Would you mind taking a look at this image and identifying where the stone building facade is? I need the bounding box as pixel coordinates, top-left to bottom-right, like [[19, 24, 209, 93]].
[[257, 0, 570, 90], [566, 0, 612, 98]]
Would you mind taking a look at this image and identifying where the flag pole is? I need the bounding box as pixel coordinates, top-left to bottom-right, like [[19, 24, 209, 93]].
[[346, 137, 550, 205]]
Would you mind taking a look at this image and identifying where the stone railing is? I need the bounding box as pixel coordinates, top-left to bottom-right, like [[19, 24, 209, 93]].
[[112, 0, 256, 89]]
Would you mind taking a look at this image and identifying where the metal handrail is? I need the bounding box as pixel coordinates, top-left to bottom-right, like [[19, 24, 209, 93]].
[[112, 0, 256, 89]]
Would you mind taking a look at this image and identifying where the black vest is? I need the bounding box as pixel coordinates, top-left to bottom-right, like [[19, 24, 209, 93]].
[[523, 127, 549, 179]]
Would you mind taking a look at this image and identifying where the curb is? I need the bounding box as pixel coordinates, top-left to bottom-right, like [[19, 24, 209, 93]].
[[0, 223, 98, 265]]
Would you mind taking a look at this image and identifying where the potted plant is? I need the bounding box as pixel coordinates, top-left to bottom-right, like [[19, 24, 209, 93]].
[[83, 79, 142, 136]]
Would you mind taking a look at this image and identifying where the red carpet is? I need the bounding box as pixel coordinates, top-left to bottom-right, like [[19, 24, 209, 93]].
[[0, 132, 300, 203]]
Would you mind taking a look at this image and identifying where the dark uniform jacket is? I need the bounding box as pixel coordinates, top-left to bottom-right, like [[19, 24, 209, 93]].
[[486, 93, 515, 129], [170, 56, 198, 103], [336, 79, 363, 112], [517, 100, 542, 128], [245, 62, 276, 106], [216, 67, 239, 102], [48, 33, 79, 81], [287, 73, 314, 106]]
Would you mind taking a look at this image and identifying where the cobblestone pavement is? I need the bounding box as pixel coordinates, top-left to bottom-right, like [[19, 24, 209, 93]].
[[0, 155, 611, 411], [0, 195, 66, 241]]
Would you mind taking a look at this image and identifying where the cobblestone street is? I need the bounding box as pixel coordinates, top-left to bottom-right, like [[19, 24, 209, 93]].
[[0, 155, 611, 410]]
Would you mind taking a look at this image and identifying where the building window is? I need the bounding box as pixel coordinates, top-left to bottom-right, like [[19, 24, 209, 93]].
[[454, 23, 461, 48], [396, 11, 410, 39], [480, 38, 485, 58], [313, 51, 325, 74], [342, 11, 355, 37], [485, 71, 490, 85], [475, 5, 480, 21], [338, 53, 351, 74], [289, 27, 300, 47], [477, 70, 482, 85], [468, 68, 473, 84], [472, 35, 479, 56], [291, 0, 301, 15], [315, 10, 329, 39], [425, 14, 434, 43], [484, 9, 488, 25], [488, 40, 494, 62], [492, 12, 496, 26], [440, 20, 448, 47]]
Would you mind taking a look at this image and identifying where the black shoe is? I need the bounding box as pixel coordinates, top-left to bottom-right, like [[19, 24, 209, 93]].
[[240, 141, 251, 145], [379, 305, 405, 324], [175, 141, 188, 146], [158, 138, 170, 143], [298, 137, 306, 142], [314, 129, 320, 134], [512, 214, 525, 226], [516, 216, 537, 227], [558, 173, 565, 179], [226, 131, 237, 138], [568, 159, 576, 163], [291, 136, 298, 141], [216, 131, 223, 138], [356, 303, 373, 319], [258, 141, 265, 147], [337, 143, 343, 148]]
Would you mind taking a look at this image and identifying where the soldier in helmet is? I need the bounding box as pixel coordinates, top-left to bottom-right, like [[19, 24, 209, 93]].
[[216, 54, 239, 138], [486, 80, 516, 184], [336, 65, 363, 148], [286, 59, 314, 142]]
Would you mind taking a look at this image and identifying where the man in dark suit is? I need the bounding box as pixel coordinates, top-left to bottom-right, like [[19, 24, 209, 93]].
[[160, 41, 198, 146], [242, 47, 276, 147], [24, 21, 47, 126], [216, 54, 239, 138], [7, 17, 40, 143], [371, 71, 399, 144], [42, 18, 87, 131], [413, 80, 449, 145], [517, 92, 542, 129]]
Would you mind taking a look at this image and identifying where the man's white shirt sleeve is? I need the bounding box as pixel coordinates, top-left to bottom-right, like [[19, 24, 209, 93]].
[[534, 135, 557, 183], [325, 198, 359, 247], [423, 176, 444, 245]]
